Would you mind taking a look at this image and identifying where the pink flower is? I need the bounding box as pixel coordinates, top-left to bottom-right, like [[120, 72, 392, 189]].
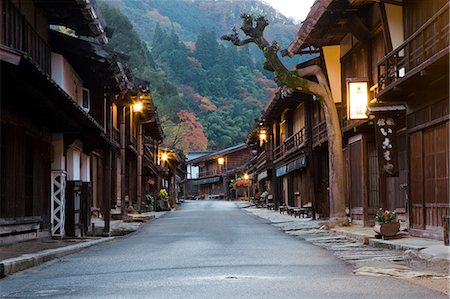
[[383, 211, 389, 216]]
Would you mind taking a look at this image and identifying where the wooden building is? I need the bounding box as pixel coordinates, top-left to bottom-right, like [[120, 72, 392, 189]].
[[247, 55, 332, 218], [282, 0, 448, 239], [1, 0, 108, 242], [187, 144, 251, 200], [375, 0, 449, 239], [0, 0, 164, 243]]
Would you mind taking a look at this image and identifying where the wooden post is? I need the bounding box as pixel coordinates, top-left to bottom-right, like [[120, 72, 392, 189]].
[[120, 106, 126, 215], [103, 148, 111, 233], [171, 161, 177, 206], [444, 216, 449, 246], [137, 122, 143, 211]]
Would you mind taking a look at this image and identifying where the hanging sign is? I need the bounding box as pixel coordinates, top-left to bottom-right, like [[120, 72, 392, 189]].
[[375, 115, 399, 176]]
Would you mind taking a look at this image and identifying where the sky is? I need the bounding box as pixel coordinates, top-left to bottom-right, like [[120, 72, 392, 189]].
[[261, 0, 316, 22]]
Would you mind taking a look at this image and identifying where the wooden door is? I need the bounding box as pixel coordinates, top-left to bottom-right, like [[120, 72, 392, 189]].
[[410, 130, 424, 229], [410, 122, 450, 232]]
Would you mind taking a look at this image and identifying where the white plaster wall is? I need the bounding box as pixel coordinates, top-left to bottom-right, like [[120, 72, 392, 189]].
[[51, 133, 65, 171], [51, 52, 84, 104], [67, 146, 81, 181], [81, 153, 90, 182]]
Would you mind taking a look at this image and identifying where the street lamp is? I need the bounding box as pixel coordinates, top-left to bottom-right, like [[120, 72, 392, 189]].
[[259, 129, 267, 146], [243, 173, 250, 201], [133, 100, 143, 113], [161, 152, 168, 163], [347, 78, 369, 120]]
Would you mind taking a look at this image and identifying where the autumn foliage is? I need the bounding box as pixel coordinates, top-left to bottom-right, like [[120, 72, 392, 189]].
[[176, 110, 208, 152], [233, 179, 249, 188]]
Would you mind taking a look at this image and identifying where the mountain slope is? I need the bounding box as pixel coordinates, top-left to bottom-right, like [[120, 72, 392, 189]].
[[104, 0, 309, 150]]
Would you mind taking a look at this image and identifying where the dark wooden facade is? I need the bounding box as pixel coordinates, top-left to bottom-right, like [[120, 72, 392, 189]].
[[279, 0, 448, 239], [1, 0, 164, 243], [376, 0, 449, 239], [247, 86, 321, 215]]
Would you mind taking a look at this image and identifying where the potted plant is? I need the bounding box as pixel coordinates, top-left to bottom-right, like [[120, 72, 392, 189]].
[[158, 189, 170, 211], [260, 191, 269, 205], [374, 208, 400, 238]]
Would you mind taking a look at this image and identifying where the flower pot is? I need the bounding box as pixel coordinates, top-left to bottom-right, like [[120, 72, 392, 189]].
[[374, 221, 400, 237]]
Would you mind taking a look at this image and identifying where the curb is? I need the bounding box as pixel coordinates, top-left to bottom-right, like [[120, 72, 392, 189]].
[[329, 229, 371, 245], [0, 237, 114, 278], [368, 238, 426, 251]]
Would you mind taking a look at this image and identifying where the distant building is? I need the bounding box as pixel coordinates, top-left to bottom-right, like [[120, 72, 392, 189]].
[[184, 145, 251, 200]]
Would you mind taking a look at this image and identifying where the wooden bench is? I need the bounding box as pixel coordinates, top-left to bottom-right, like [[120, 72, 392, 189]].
[[279, 205, 288, 214], [208, 194, 224, 200], [287, 206, 296, 216], [293, 208, 310, 218], [0, 217, 42, 236]]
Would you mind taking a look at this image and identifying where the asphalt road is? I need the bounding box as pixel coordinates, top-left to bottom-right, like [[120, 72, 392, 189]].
[[0, 200, 446, 298]]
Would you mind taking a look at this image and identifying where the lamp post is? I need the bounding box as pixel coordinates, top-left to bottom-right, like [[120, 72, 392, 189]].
[[244, 173, 249, 201], [134, 101, 144, 212], [218, 157, 226, 200], [259, 128, 267, 146]]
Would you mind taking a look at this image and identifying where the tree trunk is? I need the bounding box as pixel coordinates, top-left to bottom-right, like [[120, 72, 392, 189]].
[[222, 14, 349, 226]]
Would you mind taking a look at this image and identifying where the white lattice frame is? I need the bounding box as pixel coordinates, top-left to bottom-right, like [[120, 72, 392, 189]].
[[51, 171, 66, 237]]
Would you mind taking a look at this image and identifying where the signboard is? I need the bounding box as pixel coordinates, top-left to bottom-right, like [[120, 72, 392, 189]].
[[191, 176, 221, 186], [286, 155, 307, 173], [375, 116, 399, 176], [276, 165, 287, 177], [257, 170, 268, 181], [275, 155, 307, 178]]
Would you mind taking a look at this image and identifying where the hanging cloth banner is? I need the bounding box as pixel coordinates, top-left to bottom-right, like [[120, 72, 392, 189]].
[[374, 115, 399, 177]]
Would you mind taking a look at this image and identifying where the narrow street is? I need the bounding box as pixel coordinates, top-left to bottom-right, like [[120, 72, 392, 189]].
[[0, 201, 446, 299]]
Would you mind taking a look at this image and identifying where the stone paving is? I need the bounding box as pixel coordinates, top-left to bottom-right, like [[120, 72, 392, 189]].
[[241, 205, 450, 285]]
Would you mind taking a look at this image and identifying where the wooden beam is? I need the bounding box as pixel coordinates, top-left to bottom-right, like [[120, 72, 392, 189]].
[[381, 0, 403, 6], [349, 16, 371, 43], [379, 2, 393, 53]]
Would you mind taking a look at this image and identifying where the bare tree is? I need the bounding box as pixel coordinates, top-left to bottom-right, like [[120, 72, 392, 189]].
[[222, 14, 348, 226]]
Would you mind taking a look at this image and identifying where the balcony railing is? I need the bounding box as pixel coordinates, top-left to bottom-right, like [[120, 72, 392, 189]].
[[312, 121, 327, 146], [1, 0, 51, 73], [112, 128, 120, 144], [377, 3, 449, 94], [256, 150, 272, 164], [273, 128, 305, 161], [198, 169, 225, 178], [132, 136, 138, 149]]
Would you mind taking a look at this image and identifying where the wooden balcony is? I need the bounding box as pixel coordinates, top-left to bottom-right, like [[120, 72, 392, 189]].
[[198, 169, 224, 178], [312, 121, 327, 147], [112, 127, 120, 145], [273, 128, 305, 162], [1, 0, 51, 73], [257, 150, 272, 164], [377, 3, 449, 99]]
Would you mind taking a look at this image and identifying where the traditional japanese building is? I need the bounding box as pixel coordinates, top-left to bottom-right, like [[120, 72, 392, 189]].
[[1, 0, 108, 242], [282, 0, 448, 239], [187, 144, 251, 200], [374, 0, 449, 239], [0, 0, 164, 243]]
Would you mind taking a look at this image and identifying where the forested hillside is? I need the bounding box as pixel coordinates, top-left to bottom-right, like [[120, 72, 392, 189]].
[[98, 0, 307, 151]]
